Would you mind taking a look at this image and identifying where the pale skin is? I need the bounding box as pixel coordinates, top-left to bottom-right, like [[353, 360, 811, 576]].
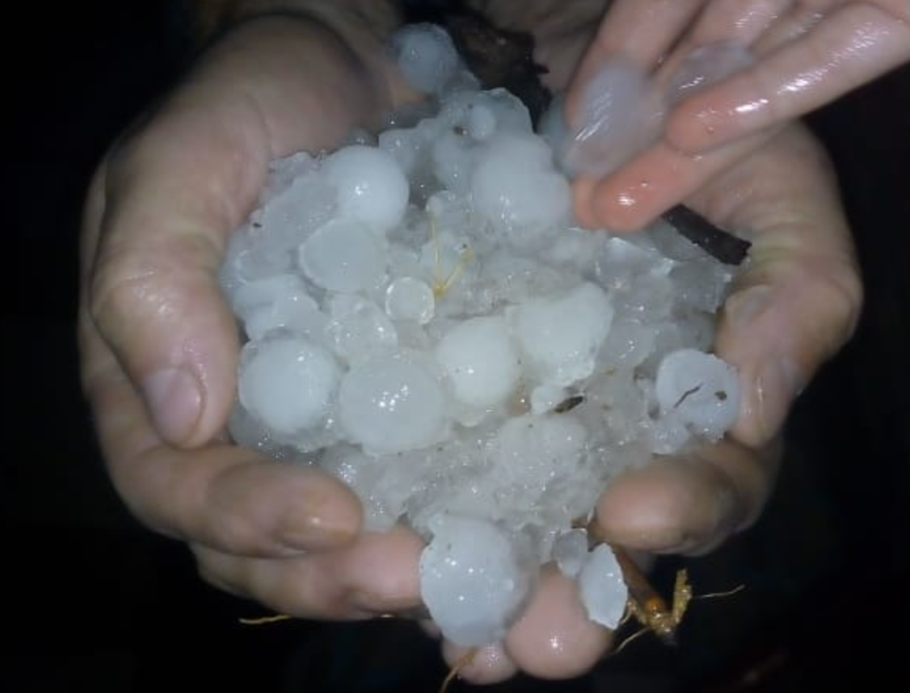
[[79, 0, 862, 684], [564, 0, 910, 230]]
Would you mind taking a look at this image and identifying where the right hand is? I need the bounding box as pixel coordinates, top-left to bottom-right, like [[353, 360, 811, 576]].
[[79, 6, 427, 620], [565, 0, 910, 231]]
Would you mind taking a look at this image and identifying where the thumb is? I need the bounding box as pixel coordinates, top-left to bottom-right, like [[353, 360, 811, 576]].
[[83, 113, 267, 447]]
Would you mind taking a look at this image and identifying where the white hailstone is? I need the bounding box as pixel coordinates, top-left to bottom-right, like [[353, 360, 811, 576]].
[[552, 529, 590, 578], [299, 218, 388, 293], [578, 544, 628, 629], [244, 294, 328, 342], [439, 88, 534, 141], [338, 354, 447, 454], [560, 60, 665, 178], [322, 145, 409, 233], [654, 349, 741, 439], [378, 127, 426, 177], [435, 316, 520, 410], [385, 277, 436, 324], [510, 282, 615, 386], [229, 273, 311, 321], [489, 414, 588, 491], [471, 133, 572, 241], [231, 274, 327, 341], [238, 334, 341, 436], [390, 23, 461, 95], [419, 515, 535, 647], [326, 294, 398, 365]]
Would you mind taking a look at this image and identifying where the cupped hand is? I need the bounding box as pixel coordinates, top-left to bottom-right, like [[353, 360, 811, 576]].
[[79, 6, 427, 621], [434, 2, 862, 684], [565, 0, 910, 231]]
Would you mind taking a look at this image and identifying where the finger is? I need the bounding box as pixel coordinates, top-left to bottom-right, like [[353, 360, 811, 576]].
[[564, 1, 709, 168], [594, 440, 780, 555], [580, 0, 709, 71], [572, 126, 775, 231], [83, 18, 403, 448], [666, 2, 910, 153], [194, 525, 425, 619], [705, 127, 863, 447], [83, 351, 362, 553], [504, 565, 612, 679], [85, 93, 270, 446]]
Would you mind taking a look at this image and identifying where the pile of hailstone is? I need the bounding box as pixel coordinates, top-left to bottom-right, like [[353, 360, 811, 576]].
[[219, 23, 742, 648]]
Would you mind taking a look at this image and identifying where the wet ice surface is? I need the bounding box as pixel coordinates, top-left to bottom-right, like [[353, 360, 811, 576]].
[[219, 24, 746, 647]]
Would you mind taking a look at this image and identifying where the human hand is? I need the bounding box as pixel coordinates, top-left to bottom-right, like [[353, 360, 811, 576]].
[[79, 4, 431, 621], [563, 0, 910, 230], [430, 2, 862, 683]]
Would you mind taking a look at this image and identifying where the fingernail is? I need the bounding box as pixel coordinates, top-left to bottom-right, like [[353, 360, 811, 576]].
[[756, 358, 803, 441], [280, 503, 360, 552], [142, 366, 202, 444], [725, 285, 772, 329]]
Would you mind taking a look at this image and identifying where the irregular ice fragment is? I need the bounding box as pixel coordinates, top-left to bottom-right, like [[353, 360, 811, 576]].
[[578, 544, 628, 629], [552, 529, 590, 578]]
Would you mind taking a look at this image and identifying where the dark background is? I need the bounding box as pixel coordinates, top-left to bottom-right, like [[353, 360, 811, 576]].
[[3, 2, 908, 692]]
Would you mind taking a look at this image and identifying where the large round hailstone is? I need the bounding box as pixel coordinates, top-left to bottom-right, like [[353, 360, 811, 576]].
[[511, 282, 615, 386], [322, 145, 409, 233], [338, 355, 447, 454], [238, 335, 340, 436], [390, 23, 461, 95], [420, 515, 534, 647], [299, 218, 387, 292], [577, 544, 628, 629], [654, 348, 741, 439], [471, 134, 571, 236], [436, 316, 520, 409], [491, 414, 588, 485]]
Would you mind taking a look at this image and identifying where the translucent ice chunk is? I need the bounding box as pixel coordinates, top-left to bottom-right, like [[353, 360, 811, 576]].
[[338, 355, 447, 454], [435, 316, 520, 409], [238, 334, 341, 436], [471, 133, 571, 242], [385, 277, 436, 324], [578, 544, 628, 629], [390, 23, 461, 95], [552, 529, 590, 578], [654, 349, 741, 439], [322, 145, 409, 232], [510, 282, 615, 386], [299, 218, 388, 293], [420, 515, 535, 647], [561, 60, 664, 178]]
